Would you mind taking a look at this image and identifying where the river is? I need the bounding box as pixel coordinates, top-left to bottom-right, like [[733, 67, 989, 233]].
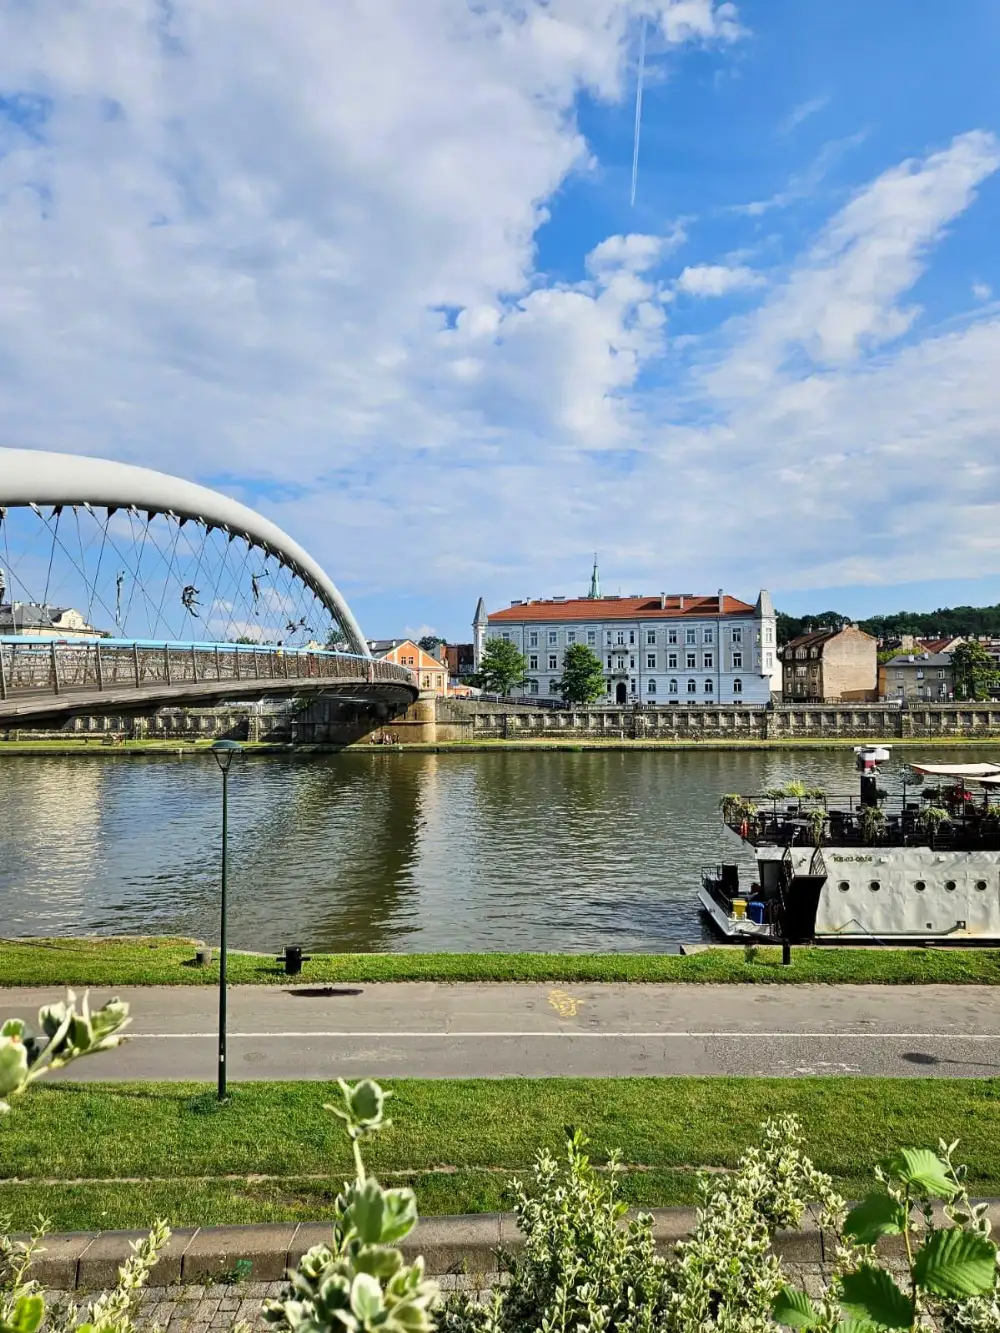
[[0, 746, 995, 951]]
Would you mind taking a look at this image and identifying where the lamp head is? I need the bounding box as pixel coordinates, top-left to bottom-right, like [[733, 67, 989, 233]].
[[211, 739, 242, 773]]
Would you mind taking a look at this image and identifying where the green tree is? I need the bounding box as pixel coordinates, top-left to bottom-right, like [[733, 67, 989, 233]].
[[469, 637, 529, 695], [555, 643, 606, 704], [951, 640, 998, 699], [418, 635, 445, 654]]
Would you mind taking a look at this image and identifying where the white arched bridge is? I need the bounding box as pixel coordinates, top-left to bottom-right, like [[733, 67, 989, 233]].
[[0, 448, 417, 726]]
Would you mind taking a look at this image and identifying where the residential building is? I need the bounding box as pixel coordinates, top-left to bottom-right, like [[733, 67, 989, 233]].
[[879, 652, 954, 702], [780, 626, 877, 702], [368, 638, 450, 695], [479, 566, 780, 704], [445, 642, 476, 681], [0, 601, 105, 640]]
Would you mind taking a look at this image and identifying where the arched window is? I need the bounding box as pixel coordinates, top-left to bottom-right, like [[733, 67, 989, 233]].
[[528, 679, 539, 695], [647, 679, 656, 693], [669, 678, 678, 693], [687, 678, 696, 694], [704, 678, 713, 693], [549, 679, 558, 695], [733, 678, 742, 695]]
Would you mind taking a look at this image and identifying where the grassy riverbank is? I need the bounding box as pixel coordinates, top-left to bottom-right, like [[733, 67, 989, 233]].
[[1, 1077, 997, 1229], [4, 937, 1000, 985], [4, 736, 1000, 755]]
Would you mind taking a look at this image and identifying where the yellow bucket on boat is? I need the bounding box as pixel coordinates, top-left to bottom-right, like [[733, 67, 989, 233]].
[[732, 898, 747, 920]]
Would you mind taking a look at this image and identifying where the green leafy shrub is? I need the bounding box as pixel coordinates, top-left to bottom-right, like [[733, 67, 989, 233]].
[[1, 992, 170, 1333], [772, 1138, 998, 1333], [263, 1079, 439, 1333]]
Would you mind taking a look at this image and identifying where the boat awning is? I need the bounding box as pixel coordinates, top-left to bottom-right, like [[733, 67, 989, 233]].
[[909, 763, 1000, 779]]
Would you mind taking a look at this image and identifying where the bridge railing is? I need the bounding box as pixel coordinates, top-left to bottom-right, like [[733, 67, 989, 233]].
[[0, 638, 416, 701]]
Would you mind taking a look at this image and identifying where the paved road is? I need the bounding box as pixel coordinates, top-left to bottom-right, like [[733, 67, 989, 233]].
[[1, 983, 997, 1079]]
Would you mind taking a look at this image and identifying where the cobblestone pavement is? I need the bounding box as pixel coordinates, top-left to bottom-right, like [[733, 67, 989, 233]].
[[45, 1275, 483, 1332]]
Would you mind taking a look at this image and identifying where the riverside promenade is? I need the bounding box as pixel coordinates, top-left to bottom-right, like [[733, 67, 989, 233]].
[[3, 982, 997, 1079]]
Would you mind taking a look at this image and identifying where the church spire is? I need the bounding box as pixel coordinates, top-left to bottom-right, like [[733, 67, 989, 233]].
[[588, 554, 601, 600]]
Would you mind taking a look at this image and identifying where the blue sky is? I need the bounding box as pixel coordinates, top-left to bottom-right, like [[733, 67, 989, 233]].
[[1, 0, 1000, 642]]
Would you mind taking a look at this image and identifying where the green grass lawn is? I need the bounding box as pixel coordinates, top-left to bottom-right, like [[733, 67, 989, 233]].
[[1, 1078, 998, 1230], [3, 936, 1000, 986]]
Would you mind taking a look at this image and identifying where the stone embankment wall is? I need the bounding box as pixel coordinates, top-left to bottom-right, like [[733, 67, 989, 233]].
[[9, 696, 1000, 746]]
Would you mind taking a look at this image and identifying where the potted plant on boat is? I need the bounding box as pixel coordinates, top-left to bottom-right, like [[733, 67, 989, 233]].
[[917, 805, 951, 847], [859, 805, 887, 845]]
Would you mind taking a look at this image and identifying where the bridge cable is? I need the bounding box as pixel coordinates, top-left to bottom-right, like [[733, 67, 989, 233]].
[[42, 506, 62, 606], [30, 505, 124, 638], [145, 509, 188, 640]]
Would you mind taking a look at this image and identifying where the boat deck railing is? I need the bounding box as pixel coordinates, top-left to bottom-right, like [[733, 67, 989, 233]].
[[726, 789, 1000, 850]]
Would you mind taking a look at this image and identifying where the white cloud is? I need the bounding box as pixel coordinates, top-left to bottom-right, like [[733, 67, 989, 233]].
[[777, 95, 829, 136], [675, 264, 765, 296], [973, 282, 993, 301]]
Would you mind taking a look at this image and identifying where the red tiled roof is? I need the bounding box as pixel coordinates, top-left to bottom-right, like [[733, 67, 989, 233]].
[[489, 594, 755, 623]]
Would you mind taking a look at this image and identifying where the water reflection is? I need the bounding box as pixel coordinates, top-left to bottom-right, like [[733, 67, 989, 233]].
[[0, 746, 994, 952]]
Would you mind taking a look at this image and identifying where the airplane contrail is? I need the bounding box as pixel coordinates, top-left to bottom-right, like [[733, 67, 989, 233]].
[[630, 17, 647, 206]]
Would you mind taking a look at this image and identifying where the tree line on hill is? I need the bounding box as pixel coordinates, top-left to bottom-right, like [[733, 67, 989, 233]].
[[777, 603, 1000, 645]]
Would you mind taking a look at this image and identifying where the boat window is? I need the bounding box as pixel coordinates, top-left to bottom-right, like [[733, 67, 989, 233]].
[[945, 880, 956, 892], [976, 880, 988, 891], [869, 880, 880, 891], [914, 880, 926, 892], [838, 881, 849, 892]]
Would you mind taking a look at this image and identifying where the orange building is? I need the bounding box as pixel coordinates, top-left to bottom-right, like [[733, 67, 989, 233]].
[[368, 639, 449, 696]]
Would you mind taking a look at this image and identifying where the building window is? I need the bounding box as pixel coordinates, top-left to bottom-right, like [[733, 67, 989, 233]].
[[895, 670, 904, 680], [685, 628, 696, 645], [704, 678, 713, 693], [548, 631, 557, 645], [732, 628, 743, 645], [548, 654, 557, 670], [567, 630, 576, 644], [549, 680, 558, 694], [606, 656, 612, 668], [646, 630, 656, 645], [629, 655, 636, 669], [764, 626, 773, 644], [529, 654, 538, 670], [606, 631, 613, 645], [765, 652, 773, 668], [528, 679, 539, 694], [617, 631, 625, 645], [647, 653, 656, 669], [703, 628, 714, 645], [669, 678, 678, 693], [501, 632, 510, 642], [630, 678, 637, 693], [687, 678, 696, 694], [733, 652, 743, 669], [916, 669, 924, 680], [937, 669, 945, 678], [686, 652, 696, 669], [809, 647, 818, 658], [587, 630, 596, 646], [796, 647, 806, 660], [647, 679, 656, 694], [529, 632, 538, 647], [668, 628, 678, 645], [703, 652, 713, 670], [668, 652, 677, 669], [435, 675, 442, 687], [733, 678, 742, 694]]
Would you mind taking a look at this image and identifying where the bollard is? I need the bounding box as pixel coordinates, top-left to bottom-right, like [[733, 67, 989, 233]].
[[782, 940, 792, 967], [194, 948, 212, 967], [277, 945, 312, 976]]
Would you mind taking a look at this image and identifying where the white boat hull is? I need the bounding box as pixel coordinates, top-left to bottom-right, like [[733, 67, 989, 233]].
[[697, 885, 773, 940]]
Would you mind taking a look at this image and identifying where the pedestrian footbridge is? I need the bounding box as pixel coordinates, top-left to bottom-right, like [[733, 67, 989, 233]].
[[0, 449, 417, 726]]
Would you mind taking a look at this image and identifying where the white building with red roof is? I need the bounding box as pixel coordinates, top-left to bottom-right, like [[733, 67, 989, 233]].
[[478, 560, 780, 705]]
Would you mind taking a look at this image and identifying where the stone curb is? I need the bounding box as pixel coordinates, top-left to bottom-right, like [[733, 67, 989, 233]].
[[22, 1202, 1000, 1290]]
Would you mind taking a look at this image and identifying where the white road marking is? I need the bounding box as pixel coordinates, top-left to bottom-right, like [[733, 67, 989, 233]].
[[124, 1030, 1000, 1041]]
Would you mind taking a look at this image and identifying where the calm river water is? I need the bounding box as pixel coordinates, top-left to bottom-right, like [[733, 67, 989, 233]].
[[1, 747, 995, 951]]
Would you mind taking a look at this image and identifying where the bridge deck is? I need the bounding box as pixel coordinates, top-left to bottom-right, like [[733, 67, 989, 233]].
[[0, 639, 417, 726]]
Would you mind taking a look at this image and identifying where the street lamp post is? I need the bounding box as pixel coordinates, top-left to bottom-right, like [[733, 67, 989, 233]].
[[211, 739, 242, 1100]]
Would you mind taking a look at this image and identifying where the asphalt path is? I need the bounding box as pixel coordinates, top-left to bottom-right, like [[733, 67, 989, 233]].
[[1, 983, 998, 1080]]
